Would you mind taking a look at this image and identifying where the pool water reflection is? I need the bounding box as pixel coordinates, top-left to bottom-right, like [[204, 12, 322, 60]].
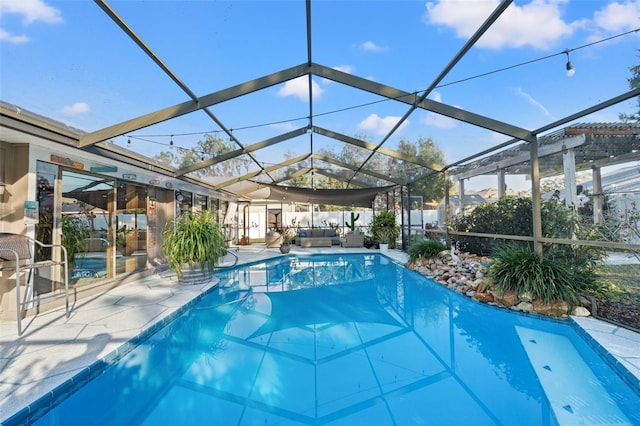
[[32, 254, 640, 425]]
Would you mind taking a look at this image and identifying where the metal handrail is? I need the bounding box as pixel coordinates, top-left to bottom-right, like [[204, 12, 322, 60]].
[[217, 247, 239, 268]]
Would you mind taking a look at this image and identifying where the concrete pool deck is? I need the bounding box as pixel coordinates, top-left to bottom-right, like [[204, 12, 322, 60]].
[[1, 245, 639, 423]]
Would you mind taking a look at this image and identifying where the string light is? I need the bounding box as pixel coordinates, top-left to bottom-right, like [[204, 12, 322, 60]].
[[564, 49, 575, 77], [126, 27, 637, 149]]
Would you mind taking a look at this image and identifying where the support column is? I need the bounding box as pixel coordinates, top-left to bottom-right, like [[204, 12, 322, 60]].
[[444, 171, 451, 247], [458, 179, 465, 216], [406, 184, 411, 250], [563, 147, 578, 209], [531, 137, 543, 254], [497, 169, 506, 199], [400, 186, 405, 250], [592, 166, 603, 224]]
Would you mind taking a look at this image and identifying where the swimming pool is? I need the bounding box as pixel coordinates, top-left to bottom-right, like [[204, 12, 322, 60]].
[[11, 253, 640, 425]]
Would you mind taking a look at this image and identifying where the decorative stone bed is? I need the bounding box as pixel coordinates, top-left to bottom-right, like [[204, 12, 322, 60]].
[[406, 250, 592, 319]]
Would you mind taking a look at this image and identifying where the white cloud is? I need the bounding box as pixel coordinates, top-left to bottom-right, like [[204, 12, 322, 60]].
[[0, 28, 29, 44], [0, 0, 63, 24], [513, 87, 552, 118], [593, 1, 640, 33], [62, 102, 90, 116], [333, 65, 353, 74], [422, 112, 457, 129], [422, 91, 458, 128], [321, 65, 354, 85], [0, 0, 62, 45], [277, 76, 324, 101], [424, 0, 575, 50], [357, 114, 409, 135], [360, 41, 387, 52], [269, 122, 298, 132]]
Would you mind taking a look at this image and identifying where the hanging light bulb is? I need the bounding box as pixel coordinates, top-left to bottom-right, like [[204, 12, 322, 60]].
[[127, 137, 131, 145], [564, 49, 575, 77], [170, 135, 174, 146]]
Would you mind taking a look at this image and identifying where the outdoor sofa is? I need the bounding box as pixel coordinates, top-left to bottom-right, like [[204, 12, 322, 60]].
[[295, 228, 340, 247]]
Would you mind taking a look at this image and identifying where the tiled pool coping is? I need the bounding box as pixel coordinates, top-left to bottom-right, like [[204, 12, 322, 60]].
[[570, 318, 640, 393], [1, 246, 639, 425], [2, 280, 220, 426]]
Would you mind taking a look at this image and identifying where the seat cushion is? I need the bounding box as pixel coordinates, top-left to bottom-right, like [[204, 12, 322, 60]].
[[310, 229, 325, 238]]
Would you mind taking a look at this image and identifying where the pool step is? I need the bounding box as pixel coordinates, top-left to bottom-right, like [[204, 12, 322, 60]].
[[515, 326, 630, 425]]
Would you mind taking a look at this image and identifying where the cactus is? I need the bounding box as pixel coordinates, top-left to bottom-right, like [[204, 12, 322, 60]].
[[345, 212, 360, 231]]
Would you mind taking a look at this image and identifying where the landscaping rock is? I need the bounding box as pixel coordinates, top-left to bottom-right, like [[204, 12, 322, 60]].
[[519, 291, 533, 303], [406, 251, 590, 320], [515, 301, 534, 313], [572, 306, 591, 317], [494, 290, 518, 307], [532, 299, 569, 316], [474, 291, 495, 303]]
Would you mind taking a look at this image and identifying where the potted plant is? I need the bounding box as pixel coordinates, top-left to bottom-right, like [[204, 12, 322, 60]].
[[279, 218, 297, 254], [370, 210, 399, 251], [161, 210, 226, 284], [374, 227, 396, 252]]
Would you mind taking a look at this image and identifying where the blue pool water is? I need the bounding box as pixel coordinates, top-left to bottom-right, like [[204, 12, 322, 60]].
[[19, 254, 640, 425], [72, 253, 126, 278]]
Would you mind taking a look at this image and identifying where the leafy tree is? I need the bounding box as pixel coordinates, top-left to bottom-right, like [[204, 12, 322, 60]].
[[619, 50, 639, 123], [273, 151, 310, 187], [158, 131, 447, 206], [389, 137, 446, 203], [318, 137, 388, 188], [153, 134, 251, 178]]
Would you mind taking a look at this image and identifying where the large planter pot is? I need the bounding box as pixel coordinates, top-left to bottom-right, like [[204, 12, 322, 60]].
[[279, 244, 291, 254], [178, 262, 214, 285], [379, 243, 389, 253]]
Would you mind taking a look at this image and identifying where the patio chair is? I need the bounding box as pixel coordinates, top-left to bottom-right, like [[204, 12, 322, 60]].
[[0, 233, 70, 335], [341, 232, 365, 248]]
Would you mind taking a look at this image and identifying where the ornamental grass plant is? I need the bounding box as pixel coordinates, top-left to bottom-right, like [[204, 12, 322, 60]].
[[408, 239, 447, 263], [490, 245, 591, 306], [161, 210, 226, 281]]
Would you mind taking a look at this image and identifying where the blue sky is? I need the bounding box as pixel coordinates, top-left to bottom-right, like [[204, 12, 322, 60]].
[[1, 0, 639, 191]]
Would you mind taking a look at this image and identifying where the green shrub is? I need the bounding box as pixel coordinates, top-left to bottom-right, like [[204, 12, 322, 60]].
[[408, 239, 447, 263], [451, 196, 606, 271], [490, 245, 586, 305], [369, 210, 399, 245], [451, 196, 534, 255]]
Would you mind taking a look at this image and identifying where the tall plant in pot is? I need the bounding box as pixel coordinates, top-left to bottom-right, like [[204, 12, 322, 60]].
[[370, 210, 399, 250], [162, 210, 226, 283], [278, 218, 297, 254]]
